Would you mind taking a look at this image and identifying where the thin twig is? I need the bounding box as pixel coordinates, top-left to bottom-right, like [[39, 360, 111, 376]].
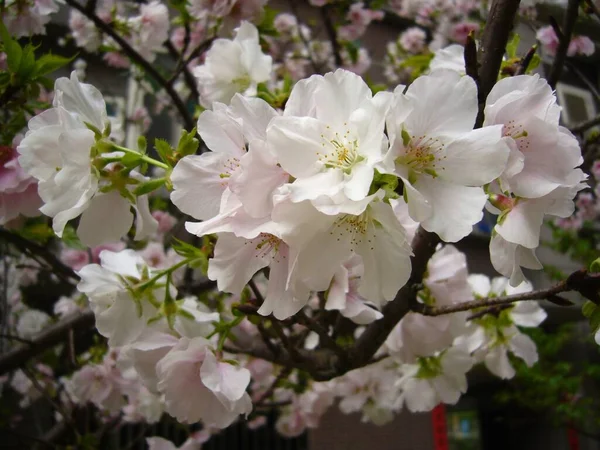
[[0, 333, 34, 345], [255, 367, 292, 406], [164, 40, 200, 101], [0, 311, 94, 375], [583, 0, 600, 21], [0, 228, 78, 284], [516, 45, 538, 75], [63, 0, 194, 131], [547, 0, 581, 89], [248, 279, 266, 305], [564, 60, 600, 102], [22, 366, 79, 438], [294, 311, 347, 363], [414, 279, 570, 317], [570, 114, 600, 134]]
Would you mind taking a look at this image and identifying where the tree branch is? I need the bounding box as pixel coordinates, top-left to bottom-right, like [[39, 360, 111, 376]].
[[63, 0, 194, 131], [350, 227, 440, 369], [570, 114, 600, 134], [164, 40, 200, 102], [321, 5, 343, 67], [0, 311, 94, 375], [0, 228, 79, 284], [547, 0, 581, 89], [415, 279, 571, 316], [476, 0, 522, 127]]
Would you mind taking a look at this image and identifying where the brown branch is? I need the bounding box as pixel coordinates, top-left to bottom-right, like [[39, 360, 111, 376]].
[[570, 114, 600, 134], [23, 366, 78, 436], [0, 311, 94, 375], [287, 0, 320, 74], [415, 275, 577, 317], [321, 5, 343, 67], [294, 310, 347, 363], [63, 0, 194, 131], [516, 45, 538, 75], [476, 0, 522, 127], [350, 227, 440, 369], [164, 40, 200, 101], [255, 367, 292, 406], [547, 0, 581, 89], [583, 0, 600, 20], [0, 228, 79, 284]]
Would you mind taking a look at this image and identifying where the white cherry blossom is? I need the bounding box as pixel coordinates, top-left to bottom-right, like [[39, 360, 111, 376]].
[[386, 69, 509, 242], [193, 21, 273, 109]]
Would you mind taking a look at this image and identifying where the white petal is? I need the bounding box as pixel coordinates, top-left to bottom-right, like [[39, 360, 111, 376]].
[[77, 191, 133, 247], [170, 154, 232, 220], [484, 345, 515, 379], [437, 126, 509, 186], [413, 176, 487, 242]]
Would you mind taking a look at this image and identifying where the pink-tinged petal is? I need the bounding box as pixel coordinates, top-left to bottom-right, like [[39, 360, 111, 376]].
[[171, 154, 234, 220], [207, 233, 272, 294]]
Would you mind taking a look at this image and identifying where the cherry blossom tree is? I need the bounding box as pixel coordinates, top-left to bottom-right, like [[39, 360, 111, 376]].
[[1, 0, 600, 448]]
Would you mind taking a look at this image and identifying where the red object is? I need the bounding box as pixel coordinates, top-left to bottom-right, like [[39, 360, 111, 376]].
[[432, 404, 449, 450], [567, 427, 579, 450]]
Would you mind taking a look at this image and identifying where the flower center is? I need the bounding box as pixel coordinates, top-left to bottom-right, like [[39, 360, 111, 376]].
[[503, 120, 530, 152], [252, 233, 284, 260], [330, 212, 376, 251], [396, 133, 445, 178], [232, 74, 252, 93], [219, 157, 241, 185], [318, 124, 364, 174]]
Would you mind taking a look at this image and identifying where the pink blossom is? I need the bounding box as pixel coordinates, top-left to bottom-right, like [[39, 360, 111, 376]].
[[61, 241, 126, 271], [0, 145, 41, 225], [399, 27, 427, 54], [536, 26, 559, 55], [555, 216, 583, 231], [103, 52, 131, 69], [152, 210, 177, 234], [342, 48, 372, 75], [130, 106, 152, 133], [451, 21, 479, 45], [569, 36, 595, 57], [591, 160, 600, 180]]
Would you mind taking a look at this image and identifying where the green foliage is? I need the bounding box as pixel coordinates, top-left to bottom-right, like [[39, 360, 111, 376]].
[[257, 6, 280, 38], [495, 324, 600, 432], [0, 22, 73, 145], [546, 221, 600, 268]]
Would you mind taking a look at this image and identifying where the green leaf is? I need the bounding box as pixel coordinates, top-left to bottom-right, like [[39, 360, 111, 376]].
[[583, 300, 597, 318], [154, 138, 174, 164], [590, 257, 600, 273], [5, 40, 22, 74], [0, 22, 22, 73], [176, 128, 199, 158], [590, 307, 600, 333], [171, 237, 203, 259], [34, 53, 74, 78], [506, 33, 520, 58], [133, 177, 166, 196], [61, 225, 87, 250], [120, 151, 142, 167], [18, 44, 36, 80], [137, 135, 147, 154]]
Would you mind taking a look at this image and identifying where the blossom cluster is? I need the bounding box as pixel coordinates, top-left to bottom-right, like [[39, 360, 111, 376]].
[[1, 0, 598, 448]]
